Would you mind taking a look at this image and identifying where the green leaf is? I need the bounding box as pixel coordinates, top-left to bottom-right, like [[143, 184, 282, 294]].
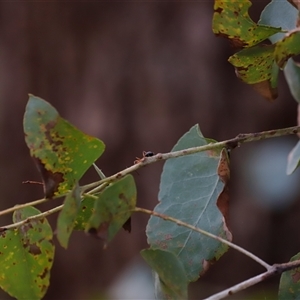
[[141, 249, 188, 300], [86, 175, 136, 243], [228, 44, 277, 84], [287, 140, 300, 175], [212, 0, 281, 48], [0, 206, 54, 300], [74, 195, 96, 231], [228, 44, 279, 101], [284, 59, 300, 103], [275, 29, 300, 69], [93, 163, 106, 179], [56, 183, 81, 248], [24, 95, 105, 198], [278, 252, 300, 300], [146, 125, 231, 282]]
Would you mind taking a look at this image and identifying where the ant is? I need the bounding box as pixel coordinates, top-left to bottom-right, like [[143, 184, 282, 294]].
[[134, 151, 155, 164]]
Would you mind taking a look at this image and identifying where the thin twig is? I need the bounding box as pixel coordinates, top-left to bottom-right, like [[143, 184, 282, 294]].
[[3, 204, 63, 230], [0, 192, 96, 230], [204, 260, 300, 300], [0, 191, 71, 217], [0, 198, 48, 217], [1, 126, 300, 228], [134, 207, 271, 270], [81, 125, 300, 192]]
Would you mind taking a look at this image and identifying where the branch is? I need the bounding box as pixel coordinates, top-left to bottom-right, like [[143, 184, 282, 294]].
[[0, 191, 95, 230], [134, 207, 271, 270], [81, 125, 300, 192], [3, 204, 63, 230], [204, 260, 300, 300], [0, 191, 71, 217], [135, 206, 300, 300], [1, 126, 299, 227], [0, 198, 48, 217]]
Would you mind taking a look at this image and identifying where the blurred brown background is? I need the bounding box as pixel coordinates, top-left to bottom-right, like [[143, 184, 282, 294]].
[[0, 1, 300, 299]]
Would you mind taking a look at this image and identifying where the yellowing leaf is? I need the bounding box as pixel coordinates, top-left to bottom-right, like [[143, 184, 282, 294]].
[[0, 207, 54, 300], [275, 29, 300, 68], [24, 95, 105, 198], [228, 45, 279, 101], [213, 0, 281, 48]]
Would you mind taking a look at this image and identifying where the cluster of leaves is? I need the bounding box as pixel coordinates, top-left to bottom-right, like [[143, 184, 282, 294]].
[[1, 1, 300, 300], [213, 1, 300, 299], [0, 95, 230, 299], [213, 0, 300, 102], [213, 0, 300, 177]]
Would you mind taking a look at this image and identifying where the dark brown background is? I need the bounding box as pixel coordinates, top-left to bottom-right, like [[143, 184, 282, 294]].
[[0, 1, 299, 299]]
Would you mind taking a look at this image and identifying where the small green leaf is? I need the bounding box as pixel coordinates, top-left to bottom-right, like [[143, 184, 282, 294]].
[[141, 249, 188, 300], [284, 59, 300, 103], [212, 0, 281, 48], [86, 175, 136, 243], [93, 163, 106, 179], [278, 252, 300, 299], [146, 125, 231, 282], [0, 206, 54, 300], [275, 29, 300, 68], [24, 95, 105, 198], [287, 140, 300, 175], [56, 183, 81, 248], [74, 195, 96, 231]]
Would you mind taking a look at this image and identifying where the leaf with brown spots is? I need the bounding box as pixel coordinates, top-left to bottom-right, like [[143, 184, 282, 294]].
[[0, 206, 54, 300], [73, 195, 96, 231], [56, 183, 81, 248], [23, 95, 105, 198], [228, 44, 279, 101], [279, 253, 300, 299], [275, 29, 300, 68], [146, 125, 232, 284], [85, 175, 136, 244], [212, 0, 282, 48]]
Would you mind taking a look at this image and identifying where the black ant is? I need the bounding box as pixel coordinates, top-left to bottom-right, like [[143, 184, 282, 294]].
[[134, 151, 155, 164]]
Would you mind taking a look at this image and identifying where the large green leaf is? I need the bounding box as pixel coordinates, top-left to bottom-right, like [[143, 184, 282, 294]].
[[278, 252, 300, 300], [212, 0, 281, 48], [146, 125, 231, 282], [86, 175, 136, 243], [0, 207, 54, 300], [56, 183, 81, 248], [24, 95, 105, 198], [141, 249, 188, 300]]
